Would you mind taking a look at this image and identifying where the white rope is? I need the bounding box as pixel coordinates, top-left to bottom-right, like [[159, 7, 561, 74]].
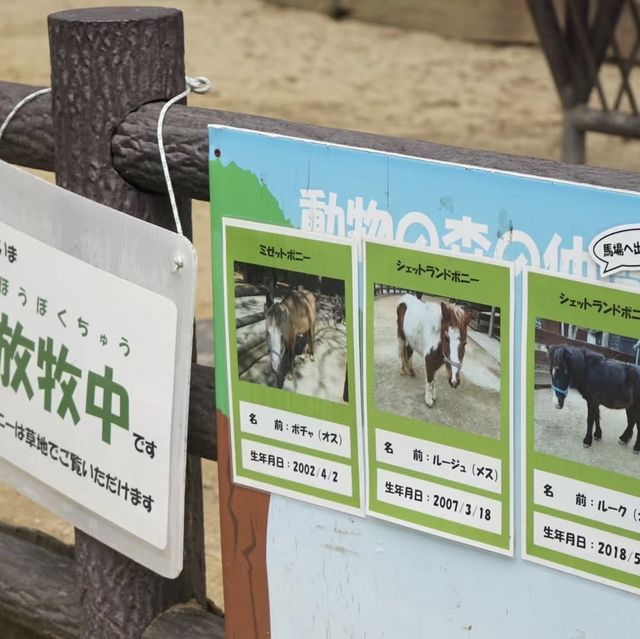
[[0, 87, 51, 145], [157, 76, 211, 236]]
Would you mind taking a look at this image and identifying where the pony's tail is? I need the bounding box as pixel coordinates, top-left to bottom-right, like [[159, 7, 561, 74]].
[[397, 302, 407, 342]]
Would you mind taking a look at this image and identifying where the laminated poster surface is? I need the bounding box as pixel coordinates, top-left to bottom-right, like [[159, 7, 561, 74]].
[[209, 123, 640, 572]]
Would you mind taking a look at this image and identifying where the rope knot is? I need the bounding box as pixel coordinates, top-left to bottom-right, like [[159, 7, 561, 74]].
[[186, 76, 211, 94]]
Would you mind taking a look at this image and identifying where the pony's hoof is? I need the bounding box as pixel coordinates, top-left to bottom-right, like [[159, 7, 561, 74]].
[[286, 373, 293, 381], [594, 435, 602, 442], [425, 398, 434, 408], [409, 370, 416, 377], [310, 355, 315, 362], [582, 442, 591, 449], [400, 370, 406, 377], [634, 448, 640, 455], [619, 438, 628, 446]]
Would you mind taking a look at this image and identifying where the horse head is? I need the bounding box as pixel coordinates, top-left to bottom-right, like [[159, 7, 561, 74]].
[[548, 344, 572, 409], [440, 302, 472, 388]]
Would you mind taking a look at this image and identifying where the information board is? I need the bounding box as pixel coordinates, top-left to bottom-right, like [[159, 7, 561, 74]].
[[0, 160, 196, 577], [524, 269, 640, 593], [209, 124, 640, 620]]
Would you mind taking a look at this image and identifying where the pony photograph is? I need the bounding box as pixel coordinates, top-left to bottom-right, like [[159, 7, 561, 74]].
[[233, 261, 348, 403], [534, 317, 640, 479], [373, 284, 502, 439]]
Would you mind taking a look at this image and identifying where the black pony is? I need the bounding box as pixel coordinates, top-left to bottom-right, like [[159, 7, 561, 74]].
[[548, 344, 640, 451]]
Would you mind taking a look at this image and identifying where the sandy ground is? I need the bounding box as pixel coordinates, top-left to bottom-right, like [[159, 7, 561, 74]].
[[535, 387, 640, 480], [1, 0, 640, 612], [374, 295, 501, 439]]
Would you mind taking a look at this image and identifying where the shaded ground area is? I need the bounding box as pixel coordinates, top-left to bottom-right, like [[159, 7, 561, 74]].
[[374, 295, 501, 439], [535, 388, 640, 480], [238, 293, 347, 403]]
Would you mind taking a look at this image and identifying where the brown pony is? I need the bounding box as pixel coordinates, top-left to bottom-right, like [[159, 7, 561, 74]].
[[265, 287, 317, 388], [397, 294, 472, 407]]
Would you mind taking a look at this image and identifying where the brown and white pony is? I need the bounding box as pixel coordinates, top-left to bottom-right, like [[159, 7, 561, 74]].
[[265, 287, 317, 389], [396, 294, 472, 407]]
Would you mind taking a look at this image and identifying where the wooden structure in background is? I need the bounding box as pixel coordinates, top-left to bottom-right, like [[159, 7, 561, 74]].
[[528, 0, 640, 163], [0, 8, 222, 639]]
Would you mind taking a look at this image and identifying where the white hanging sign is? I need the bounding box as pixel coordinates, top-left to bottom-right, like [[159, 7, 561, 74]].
[[0, 160, 196, 578]]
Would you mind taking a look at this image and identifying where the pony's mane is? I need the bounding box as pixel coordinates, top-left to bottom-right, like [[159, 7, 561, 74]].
[[548, 344, 594, 384], [442, 302, 468, 329], [266, 298, 292, 335], [266, 289, 313, 340]]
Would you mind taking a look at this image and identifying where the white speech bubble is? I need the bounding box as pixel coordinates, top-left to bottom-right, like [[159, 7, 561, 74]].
[[589, 224, 640, 277]]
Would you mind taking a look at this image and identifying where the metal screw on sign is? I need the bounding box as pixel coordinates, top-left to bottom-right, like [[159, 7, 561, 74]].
[[173, 255, 184, 272]]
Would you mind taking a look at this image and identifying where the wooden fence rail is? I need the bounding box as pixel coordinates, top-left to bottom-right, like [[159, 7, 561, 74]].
[[5, 81, 640, 203], [536, 327, 635, 361]]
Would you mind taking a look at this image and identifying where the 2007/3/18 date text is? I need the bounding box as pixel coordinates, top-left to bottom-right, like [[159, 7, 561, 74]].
[[377, 468, 502, 534], [384, 482, 493, 522], [433, 494, 493, 521]]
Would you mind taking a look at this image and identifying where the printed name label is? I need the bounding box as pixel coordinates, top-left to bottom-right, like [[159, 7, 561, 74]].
[[534, 470, 640, 535], [240, 400, 351, 458], [376, 429, 501, 493]]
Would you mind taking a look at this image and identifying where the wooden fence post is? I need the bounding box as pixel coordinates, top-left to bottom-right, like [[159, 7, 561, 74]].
[[47, 8, 206, 638]]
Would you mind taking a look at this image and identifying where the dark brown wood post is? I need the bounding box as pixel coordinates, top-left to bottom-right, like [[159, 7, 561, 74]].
[[48, 8, 206, 638]]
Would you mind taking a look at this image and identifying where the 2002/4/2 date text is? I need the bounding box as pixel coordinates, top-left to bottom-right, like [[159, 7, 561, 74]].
[[241, 440, 354, 497]]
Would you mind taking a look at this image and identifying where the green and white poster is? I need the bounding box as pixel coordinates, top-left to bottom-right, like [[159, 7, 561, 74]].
[[364, 240, 513, 554], [524, 269, 640, 593], [218, 218, 363, 514]]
